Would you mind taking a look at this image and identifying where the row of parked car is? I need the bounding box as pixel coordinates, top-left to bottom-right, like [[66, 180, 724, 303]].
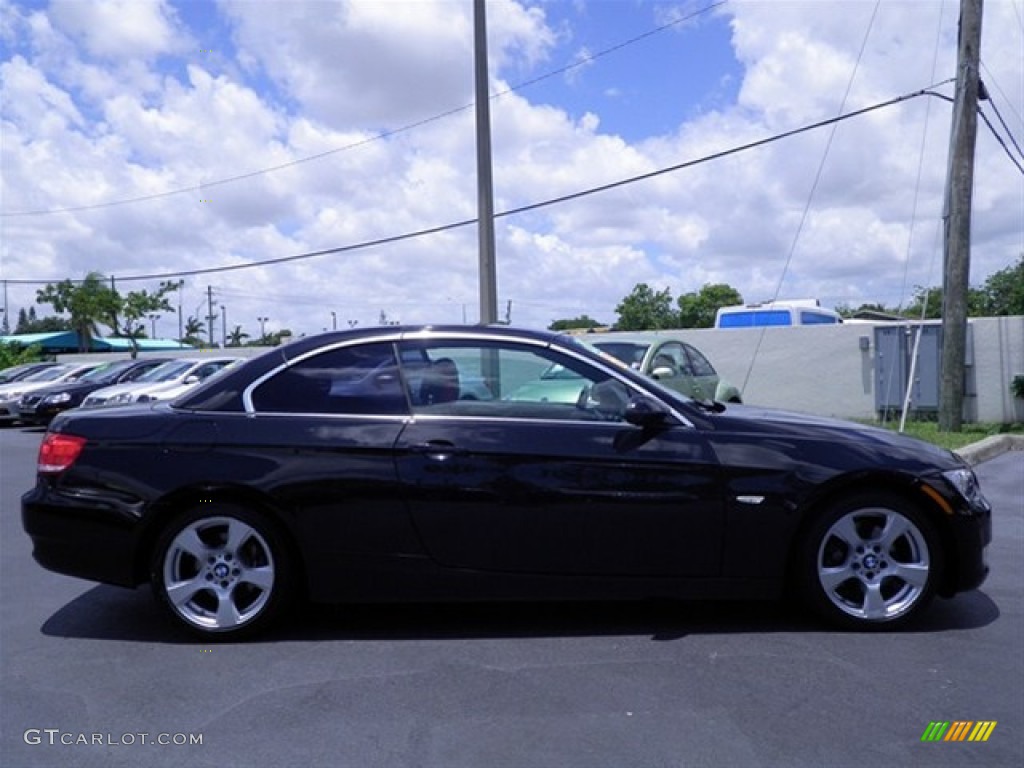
[[0, 356, 240, 426]]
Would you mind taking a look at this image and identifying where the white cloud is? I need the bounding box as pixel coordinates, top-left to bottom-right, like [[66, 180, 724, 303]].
[[49, 0, 184, 60]]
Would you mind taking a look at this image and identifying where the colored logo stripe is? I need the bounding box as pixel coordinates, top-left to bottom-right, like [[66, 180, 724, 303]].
[[968, 722, 997, 742], [945, 721, 973, 741], [921, 721, 996, 742]]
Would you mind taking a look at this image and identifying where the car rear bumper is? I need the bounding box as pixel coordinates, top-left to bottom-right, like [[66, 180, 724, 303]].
[[21, 485, 143, 588]]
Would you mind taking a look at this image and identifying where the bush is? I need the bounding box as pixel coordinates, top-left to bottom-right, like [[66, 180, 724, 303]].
[[1012, 375, 1024, 400], [0, 340, 44, 370]]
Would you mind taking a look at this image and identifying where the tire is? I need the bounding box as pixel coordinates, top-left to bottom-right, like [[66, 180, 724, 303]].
[[151, 504, 294, 639], [798, 493, 942, 630]]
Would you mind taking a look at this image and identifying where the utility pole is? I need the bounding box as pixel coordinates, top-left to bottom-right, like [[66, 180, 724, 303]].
[[474, 0, 497, 326], [939, 0, 983, 432], [206, 285, 215, 347]]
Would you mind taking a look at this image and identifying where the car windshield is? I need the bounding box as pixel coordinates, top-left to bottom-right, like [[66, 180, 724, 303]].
[[138, 360, 193, 382], [20, 365, 74, 382], [79, 362, 127, 381], [592, 342, 650, 369]]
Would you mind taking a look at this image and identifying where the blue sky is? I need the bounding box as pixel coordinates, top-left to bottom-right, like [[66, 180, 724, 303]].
[[510, 2, 742, 140], [1, 1, 1021, 338]]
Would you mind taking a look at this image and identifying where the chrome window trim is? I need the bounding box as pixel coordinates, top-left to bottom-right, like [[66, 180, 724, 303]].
[[238, 329, 695, 428]]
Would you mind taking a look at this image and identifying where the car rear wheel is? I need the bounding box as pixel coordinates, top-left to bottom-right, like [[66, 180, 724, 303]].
[[799, 494, 941, 630], [151, 505, 293, 639]]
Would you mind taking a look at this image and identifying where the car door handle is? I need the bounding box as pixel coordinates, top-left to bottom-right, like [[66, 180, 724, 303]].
[[411, 440, 464, 461]]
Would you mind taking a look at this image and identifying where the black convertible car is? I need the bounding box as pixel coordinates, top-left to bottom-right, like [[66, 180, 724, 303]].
[[22, 325, 991, 638]]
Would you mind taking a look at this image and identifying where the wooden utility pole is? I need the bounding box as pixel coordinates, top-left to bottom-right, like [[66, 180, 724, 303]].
[[939, 0, 984, 431]]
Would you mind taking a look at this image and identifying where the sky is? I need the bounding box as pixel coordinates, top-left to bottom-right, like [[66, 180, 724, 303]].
[[1, 0, 1022, 342]]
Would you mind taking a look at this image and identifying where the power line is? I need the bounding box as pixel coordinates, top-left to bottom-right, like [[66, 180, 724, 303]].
[[4, 83, 955, 286], [1, 2, 726, 218]]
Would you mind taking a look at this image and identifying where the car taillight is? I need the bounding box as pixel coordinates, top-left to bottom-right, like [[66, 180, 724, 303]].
[[38, 433, 87, 474]]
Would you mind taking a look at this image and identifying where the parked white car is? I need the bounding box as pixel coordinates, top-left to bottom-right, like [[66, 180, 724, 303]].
[[135, 358, 242, 403], [82, 357, 240, 407], [0, 362, 100, 424]]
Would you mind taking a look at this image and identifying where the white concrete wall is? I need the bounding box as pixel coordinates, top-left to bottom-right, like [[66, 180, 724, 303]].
[[969, 315, 1024, 423], [59, 317, 1024, 423], [599, 315, 1024, 423]]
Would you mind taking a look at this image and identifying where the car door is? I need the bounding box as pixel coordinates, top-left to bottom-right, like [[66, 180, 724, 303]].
[[227, 341, 420, 565], [681, 343, 721, 400], [644, 341, 706, 400], [393, 338, 725, 577]]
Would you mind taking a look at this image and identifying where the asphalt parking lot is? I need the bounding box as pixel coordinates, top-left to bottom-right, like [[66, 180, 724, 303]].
[[1, 426, 1021, 768]]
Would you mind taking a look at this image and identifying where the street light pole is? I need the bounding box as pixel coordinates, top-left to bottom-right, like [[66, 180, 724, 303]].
[[149, 314, 159, 338], [258, 316, 268, 344], [331, 311, 337, 331]]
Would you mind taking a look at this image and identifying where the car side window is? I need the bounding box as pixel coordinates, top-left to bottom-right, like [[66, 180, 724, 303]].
[[651, 343, 689, 376], [193, 363, 225, 381], [684, 344, 716, 377], [399, 340, 632, 422], [250, 342, 407, 415]]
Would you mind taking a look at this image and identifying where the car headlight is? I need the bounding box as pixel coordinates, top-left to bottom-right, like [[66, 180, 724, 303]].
[[941, 467, 989, 510], [44, 392, 72, 404], [112, 393, 134, 404]]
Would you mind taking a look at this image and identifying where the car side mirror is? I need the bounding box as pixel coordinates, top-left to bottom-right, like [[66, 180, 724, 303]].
[[651, 366, 677, 380], [184, 375, 200, 385], [624, 395, 669, 427]]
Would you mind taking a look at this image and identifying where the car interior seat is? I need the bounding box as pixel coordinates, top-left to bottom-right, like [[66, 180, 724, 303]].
[[420, 358, 460, 405]]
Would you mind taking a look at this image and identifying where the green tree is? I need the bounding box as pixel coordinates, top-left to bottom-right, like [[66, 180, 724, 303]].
[[0, 340, 43, 369], [106, 281, 182, 358], [35, 272, 119, 352], [904, 285, 986, 319], [676, 283, 743, 328], [14, 307, 72, 334], [614, 284, 676, 330], [978, 254, 1024, 315], [548, 315, 606, 332], [182, 316, 206, 347], [227, 325, 250, 347], [835, 302, 901, 319]]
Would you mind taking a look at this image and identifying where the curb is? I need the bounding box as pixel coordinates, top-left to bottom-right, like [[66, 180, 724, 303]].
[[955, 434, 1024, 466]]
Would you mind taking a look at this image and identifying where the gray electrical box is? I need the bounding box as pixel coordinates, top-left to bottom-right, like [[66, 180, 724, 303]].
[[874, 324, 951, 415]]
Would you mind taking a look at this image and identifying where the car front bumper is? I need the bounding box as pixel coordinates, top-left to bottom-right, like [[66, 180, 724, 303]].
[[938, 496, 992, 597], [15, 402, 67, 425]]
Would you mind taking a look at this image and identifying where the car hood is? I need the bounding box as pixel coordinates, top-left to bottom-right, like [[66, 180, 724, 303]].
[[24, 378, 122, 398], [701, 403, 965, 473]]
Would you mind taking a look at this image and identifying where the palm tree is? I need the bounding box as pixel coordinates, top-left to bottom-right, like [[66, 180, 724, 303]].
[[227, 325, 249, 347], [182, 316, 206, 346]]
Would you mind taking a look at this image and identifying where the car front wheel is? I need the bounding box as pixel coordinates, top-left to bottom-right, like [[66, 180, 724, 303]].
[[151, 505, 293, 639], [800, 494, 942, 630]]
